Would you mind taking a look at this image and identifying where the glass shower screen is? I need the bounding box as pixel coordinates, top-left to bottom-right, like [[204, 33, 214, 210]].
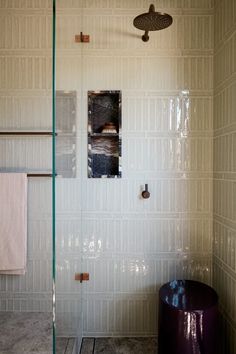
[[54, 0, 83, 352]]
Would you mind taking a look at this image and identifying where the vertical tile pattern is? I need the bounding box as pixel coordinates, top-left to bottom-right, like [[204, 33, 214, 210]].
[[55, 0, 214, 337], [0, 4, 53, 319], [0, 0, 215, 341], [213, 0, 236, 352]]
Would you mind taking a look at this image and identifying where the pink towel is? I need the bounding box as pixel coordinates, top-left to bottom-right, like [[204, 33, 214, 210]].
[[0, 173, 27, 275]]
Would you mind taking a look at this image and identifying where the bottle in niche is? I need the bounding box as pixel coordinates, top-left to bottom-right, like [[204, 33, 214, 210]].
[[101, 122, 117, 133]]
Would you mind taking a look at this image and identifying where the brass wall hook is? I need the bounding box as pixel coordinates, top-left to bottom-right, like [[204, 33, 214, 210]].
[[75, 32, 90, 43]]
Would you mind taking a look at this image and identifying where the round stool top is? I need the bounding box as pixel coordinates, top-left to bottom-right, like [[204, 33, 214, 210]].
[[159, 280, 218, 311]]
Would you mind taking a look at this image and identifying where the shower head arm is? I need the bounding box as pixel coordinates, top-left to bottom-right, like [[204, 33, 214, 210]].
[[142, 30, 149, 42], [142, 4, 155, 42], [149, 4, 155, 12]]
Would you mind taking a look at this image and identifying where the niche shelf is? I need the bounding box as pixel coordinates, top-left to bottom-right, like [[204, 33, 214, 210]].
[[88, 90, 121, 178]]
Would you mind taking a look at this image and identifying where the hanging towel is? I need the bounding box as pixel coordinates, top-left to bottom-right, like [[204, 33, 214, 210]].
[[0, 173, 27, 275]]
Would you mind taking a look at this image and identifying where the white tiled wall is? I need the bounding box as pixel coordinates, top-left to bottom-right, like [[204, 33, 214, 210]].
[[56, 0, 213, 336], [213, 0, 236, 352], [0, 0, 53, 315], [0, 0, 217, 340]]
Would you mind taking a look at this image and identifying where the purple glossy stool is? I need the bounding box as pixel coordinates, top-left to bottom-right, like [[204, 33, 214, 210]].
[[158, 280, 219, 354]]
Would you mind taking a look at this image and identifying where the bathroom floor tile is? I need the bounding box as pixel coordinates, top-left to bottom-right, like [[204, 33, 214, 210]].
[[80, 338, 95, 353], [0, 312, 52, 353], [0, 312, 74, 354], [80, 337, 157, 354]]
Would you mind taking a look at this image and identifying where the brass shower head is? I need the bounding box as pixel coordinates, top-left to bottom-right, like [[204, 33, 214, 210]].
[[133, 4, 173, 42]]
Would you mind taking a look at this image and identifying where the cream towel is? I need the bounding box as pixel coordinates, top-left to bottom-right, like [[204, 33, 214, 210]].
[[0, 173, 27, 275]]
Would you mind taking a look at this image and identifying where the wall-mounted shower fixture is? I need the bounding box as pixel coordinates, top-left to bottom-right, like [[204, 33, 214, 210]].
[[133, 4, 173, 42], [75, 272, 90, 283], [142, 184, 150, 199], [75, 32, 90, 43]]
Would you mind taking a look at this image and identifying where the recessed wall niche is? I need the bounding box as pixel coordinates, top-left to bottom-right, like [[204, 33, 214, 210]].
[[88, 90, 121, 178]]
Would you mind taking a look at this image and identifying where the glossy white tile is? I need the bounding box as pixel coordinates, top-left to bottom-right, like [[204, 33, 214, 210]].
[[213, 0, 236, 351], [0, 0, 217, 341], [58, 0, 213, 337]]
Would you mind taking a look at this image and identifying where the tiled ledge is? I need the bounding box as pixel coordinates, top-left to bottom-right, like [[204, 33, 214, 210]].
[[55, 8, 213, 16], [213, 256, 236, 282], [213, 123, 236, 137], [214, 24, 236, 55], [46, 49, 214, 58], [213, 213, 236, 231], [213, 172, 236, 181], [214, 72, 236, 94], [0, 8, 52, 15]]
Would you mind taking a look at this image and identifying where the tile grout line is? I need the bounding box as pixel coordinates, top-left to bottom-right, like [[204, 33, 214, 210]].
[[64, 338, 69, 354], [79, 338, 84, 354], [92, 338, 96, 354]]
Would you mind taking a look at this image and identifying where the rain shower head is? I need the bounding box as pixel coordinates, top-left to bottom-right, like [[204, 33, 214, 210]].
[[133, 4, 173, 42]]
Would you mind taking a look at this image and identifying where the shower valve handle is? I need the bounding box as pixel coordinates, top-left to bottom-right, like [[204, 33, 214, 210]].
[[142, 184, 150, 199]]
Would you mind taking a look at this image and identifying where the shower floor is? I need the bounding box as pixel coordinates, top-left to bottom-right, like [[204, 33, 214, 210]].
[[0, 312, 74, 353], [80, 337, 158, 354]]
